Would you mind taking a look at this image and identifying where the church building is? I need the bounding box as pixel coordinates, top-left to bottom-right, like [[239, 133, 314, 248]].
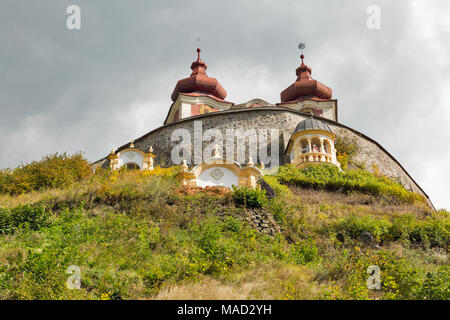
[[93, 48, 431, 205]]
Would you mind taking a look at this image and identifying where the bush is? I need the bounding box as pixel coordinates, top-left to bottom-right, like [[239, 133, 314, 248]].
[[288, 240, 320, 265], [327, 214, 449, 247], [268, 198, 292, 225], [141, 166, 182, 179], [277, 164, 425, 204], [261, 176, 291, 198], [232, 186, 268, 209], [335, 135, 359, 159], [0, 152, 92, 195], [335, 135, 359, 170], [330, 249, 419, 299], [416, 266, 450, 300], [331, 214, 391, 243], [223, 216, 242, 233], [0, 203, 50, 234]]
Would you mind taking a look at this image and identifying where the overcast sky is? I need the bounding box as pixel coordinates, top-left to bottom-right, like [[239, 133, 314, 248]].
[[0, 0, 449, 209]]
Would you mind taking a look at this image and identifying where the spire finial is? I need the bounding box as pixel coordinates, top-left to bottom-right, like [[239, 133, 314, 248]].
[[181, 159, 188, 170], [298, 42, 306, 53], [196, 48, 201, 61], [298, 43, 306, 64]]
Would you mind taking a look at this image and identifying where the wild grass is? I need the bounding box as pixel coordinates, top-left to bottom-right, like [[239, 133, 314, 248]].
[[0, 158, 447, 300]]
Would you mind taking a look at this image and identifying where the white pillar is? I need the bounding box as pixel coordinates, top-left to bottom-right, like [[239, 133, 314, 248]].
[[319, 138, 325, 161], [307, 138, 312, 161]]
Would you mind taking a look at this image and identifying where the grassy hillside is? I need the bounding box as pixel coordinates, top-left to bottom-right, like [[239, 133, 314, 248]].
[[0, 154, 448, 300]]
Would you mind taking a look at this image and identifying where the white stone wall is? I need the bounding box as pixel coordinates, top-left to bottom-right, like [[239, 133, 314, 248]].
[[118, 150, 144, 169], [197, 167, 239, 188]]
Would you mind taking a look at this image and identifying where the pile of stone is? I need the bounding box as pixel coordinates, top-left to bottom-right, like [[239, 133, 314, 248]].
[[242, 208, 281, 236], [176, 185, 231, 196]]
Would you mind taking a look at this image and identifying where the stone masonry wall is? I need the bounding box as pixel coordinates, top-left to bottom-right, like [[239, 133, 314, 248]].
[[94, 107, 430, 201]]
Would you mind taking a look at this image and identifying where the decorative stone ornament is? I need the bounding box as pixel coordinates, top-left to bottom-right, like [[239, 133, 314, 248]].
[[107, 149, 120, 170], [181, 159, 189, 171], [175, 149, 263, 189], [108, 143, 156, 171], [210, 168, 225, 180]]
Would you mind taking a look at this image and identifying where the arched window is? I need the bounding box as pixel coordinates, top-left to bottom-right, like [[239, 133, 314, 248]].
[[311, 137, 321, 153], [300, 139, 309, 153], [125, 162, 140, 170]]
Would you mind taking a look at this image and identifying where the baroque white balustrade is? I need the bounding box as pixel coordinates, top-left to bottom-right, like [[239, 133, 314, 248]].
[[298, 151, 333, 164]]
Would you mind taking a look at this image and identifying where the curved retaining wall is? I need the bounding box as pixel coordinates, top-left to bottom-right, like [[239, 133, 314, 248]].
[[94, 107, 430, 203]]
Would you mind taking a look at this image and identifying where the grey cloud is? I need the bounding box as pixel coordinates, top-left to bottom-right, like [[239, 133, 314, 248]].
[[0, 0, 449, 208]]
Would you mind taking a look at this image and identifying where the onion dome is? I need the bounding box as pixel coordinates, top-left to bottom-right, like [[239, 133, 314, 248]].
[[294, 116, 332, 134], [171, 48, 227, 102], [280, 54, 332, 102]]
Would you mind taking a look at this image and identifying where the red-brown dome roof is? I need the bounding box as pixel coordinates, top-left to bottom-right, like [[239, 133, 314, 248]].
[[171, 48, 227, 102], [280, 54, 332, 103]]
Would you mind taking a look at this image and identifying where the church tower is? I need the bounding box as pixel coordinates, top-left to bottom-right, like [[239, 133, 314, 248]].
[[278, 54, 338, 122], [164, 48, 233, 124]]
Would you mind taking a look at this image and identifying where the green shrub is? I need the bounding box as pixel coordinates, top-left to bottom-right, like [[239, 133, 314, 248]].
[[0, 203, 50, 234], [388, 214, 449, 247], [335, 135, 359, 170], [232, 186, 268, 209], [408, 218, 449, 247], [335, 135, 359, 159], [327, 214, 449, 247], [268, 198, 292, 225], [416, 266, 450, 300], [331, 214, 391, 243], [323, 248, 420, 299], [223, 216, 242, 233], [335, 249, 419, 299], [288, 240, 320, 265], [0, 152, 92, 195], [277, 164, 425, 204], [261, 176, 291, 198]]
